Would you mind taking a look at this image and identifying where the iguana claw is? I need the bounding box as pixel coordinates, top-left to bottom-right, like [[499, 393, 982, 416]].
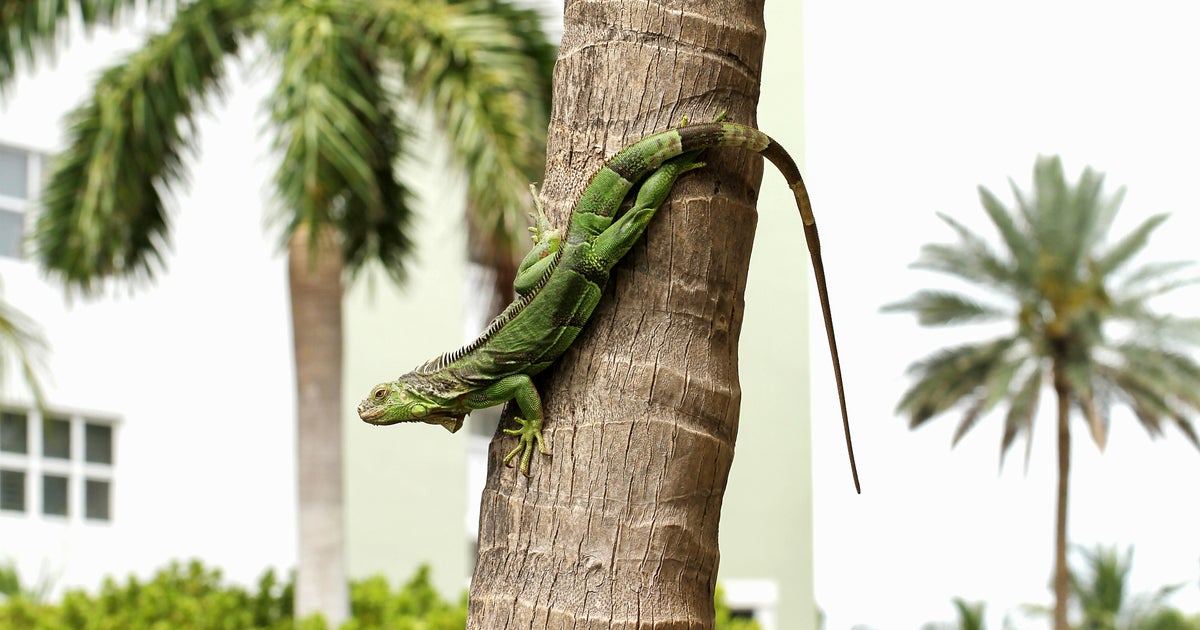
[[502, 416, 550, 476]]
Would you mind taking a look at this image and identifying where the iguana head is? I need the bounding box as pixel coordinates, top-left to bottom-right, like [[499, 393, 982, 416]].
[[357, 377, 465, 433]]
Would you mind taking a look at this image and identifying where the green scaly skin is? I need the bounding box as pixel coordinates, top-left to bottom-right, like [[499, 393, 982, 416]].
[[357, 121, 859, 491]]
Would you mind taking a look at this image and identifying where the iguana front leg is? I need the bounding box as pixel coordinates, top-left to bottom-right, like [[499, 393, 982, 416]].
[[514, 184, 561, 295], [466, 373, 550, 476]]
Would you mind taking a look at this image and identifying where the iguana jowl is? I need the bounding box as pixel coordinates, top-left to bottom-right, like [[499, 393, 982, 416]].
[[357, 121, 860, 492]]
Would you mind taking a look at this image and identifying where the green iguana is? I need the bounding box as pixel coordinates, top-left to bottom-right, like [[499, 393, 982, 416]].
[[357, 120, 860, 492]]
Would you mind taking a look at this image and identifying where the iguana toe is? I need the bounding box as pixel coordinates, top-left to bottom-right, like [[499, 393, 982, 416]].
[[502, 416, 550, 476]]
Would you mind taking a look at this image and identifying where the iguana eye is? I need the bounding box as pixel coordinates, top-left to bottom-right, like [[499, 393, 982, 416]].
[[371, 385, 389, 400]]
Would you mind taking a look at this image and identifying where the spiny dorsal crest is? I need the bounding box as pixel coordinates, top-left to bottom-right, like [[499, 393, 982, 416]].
[[416, 247, 562, 373]]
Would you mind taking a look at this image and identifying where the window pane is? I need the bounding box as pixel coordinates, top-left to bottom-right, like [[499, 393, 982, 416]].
[[0, 468, 26, 512], [0, 411, 27, 454], [43, 416, 71, 459], [42, 474, 68, 516], [0, 209, 22, 259], [85, 423, 112, 465], [0, 148, 27, 198], [85, 479, 110, 521]]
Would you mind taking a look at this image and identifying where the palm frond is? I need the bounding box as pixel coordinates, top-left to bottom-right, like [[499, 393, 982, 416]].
[[367, 0, 552, 257], [1001, 364, 1042, 464], [909, 213, 1020, 293], [1030, 155, 1069, 258], [1097, 345, 1200, 448], [883, 289, 1008, 327], [266, 0, 416, 281], [0, 290, 46, 406], [1095, 213, 1168, 276], [1110, 303, 1200, 347], [1062, 356, 1107, 449], [31, 0, 254, 293], [1070, 545, 1132, 628], [0, 0, 178, 94], [977, 185, 1036, 287], [951, 355, 1023, 446], [950, 598, 987, 630], [896, 337, 1021, 429], [1059, 165, 1110, 276], [1117, 259, 1195, 295]]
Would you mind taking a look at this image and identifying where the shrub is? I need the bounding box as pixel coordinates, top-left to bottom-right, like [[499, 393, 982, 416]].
[[0, 560, 756, 629]]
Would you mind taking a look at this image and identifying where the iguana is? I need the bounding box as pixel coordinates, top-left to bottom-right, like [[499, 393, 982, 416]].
[[357, 120, 860, 492]]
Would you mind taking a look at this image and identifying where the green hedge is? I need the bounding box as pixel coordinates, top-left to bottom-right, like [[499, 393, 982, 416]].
[[0, 561, 757, 629]]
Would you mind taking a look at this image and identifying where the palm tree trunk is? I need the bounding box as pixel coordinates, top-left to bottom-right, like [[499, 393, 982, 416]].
[[1052, 360, 1072, 630], [467, 1, 768, 627], [288, 224, 350, 625]]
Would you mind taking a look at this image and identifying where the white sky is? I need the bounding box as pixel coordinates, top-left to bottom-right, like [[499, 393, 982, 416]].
[[803, 3, 1200, 628]]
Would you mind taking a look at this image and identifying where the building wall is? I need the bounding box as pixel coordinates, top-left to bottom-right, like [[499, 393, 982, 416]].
[[0, 21, 297, 593]]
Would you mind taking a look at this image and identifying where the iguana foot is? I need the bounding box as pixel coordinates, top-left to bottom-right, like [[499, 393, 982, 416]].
[[502, 416, 550, 476], [527, 183, 553, 244]]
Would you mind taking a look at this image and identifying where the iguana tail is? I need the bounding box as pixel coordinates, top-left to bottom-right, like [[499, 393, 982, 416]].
[[610, 122, 862, 493]]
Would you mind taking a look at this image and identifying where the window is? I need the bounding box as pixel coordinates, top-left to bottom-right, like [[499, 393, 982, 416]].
[[0, 468, 25, 511], [85, 479, 110, 521], [43, 416, 70, 459], [0, 147, 28, 198], [0, 408, 117, 522], [0, 144, 39, 259], [85, 423, 112, 464], [1, 411, 28, 454], [42, 474, 67, 516]]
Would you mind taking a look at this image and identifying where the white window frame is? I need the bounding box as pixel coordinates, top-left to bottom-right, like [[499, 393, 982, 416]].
[[0, 142, 43, 260], [0, 407, 118, 524]]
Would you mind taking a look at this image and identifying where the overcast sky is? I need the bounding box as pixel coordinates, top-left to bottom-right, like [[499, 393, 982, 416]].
[[802, 3, 1200, 628]]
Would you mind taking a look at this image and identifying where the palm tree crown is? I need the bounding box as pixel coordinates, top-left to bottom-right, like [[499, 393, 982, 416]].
[[888, 155, 1200, 458], [5, 0, 553, 290]]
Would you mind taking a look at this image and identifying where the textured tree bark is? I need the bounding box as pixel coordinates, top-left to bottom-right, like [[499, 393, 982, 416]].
[[468, 1, 767, 627], [289, 224, 350, 625]]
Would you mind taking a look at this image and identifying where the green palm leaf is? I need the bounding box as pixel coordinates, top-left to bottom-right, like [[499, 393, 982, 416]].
[[883, 289, 1008, 327], [0, 0, 171, 92], [31, 0, 254, 293], [267, 0, 416, 281], [366, 0, 551, 254], [0, 289, 46, 405]]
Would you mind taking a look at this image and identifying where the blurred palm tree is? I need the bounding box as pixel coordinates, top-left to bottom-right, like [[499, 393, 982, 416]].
[[921, 597, 987, 630], [0, 281, 44, 405], [887, 156, 1200, 630], [1069, 545, 1183, 630], [1023, 545, 1191, 630], [2, 0, 553, 623]]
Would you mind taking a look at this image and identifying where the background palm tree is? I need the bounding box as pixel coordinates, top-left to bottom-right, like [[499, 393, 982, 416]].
[[1022, 545, 1193, 630], [921, 597, 987, 630], [2, 0, 552, 623], [0, 281, 45, 406], [886, 155, 1200, 630]]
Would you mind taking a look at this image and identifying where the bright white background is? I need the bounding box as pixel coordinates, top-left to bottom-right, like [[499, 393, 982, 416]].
[[803, 3, 1200, 628]]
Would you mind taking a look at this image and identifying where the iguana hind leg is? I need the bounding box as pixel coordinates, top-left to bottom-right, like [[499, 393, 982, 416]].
[[514, 185, 562, 295], [591, 151, 706, 265]]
